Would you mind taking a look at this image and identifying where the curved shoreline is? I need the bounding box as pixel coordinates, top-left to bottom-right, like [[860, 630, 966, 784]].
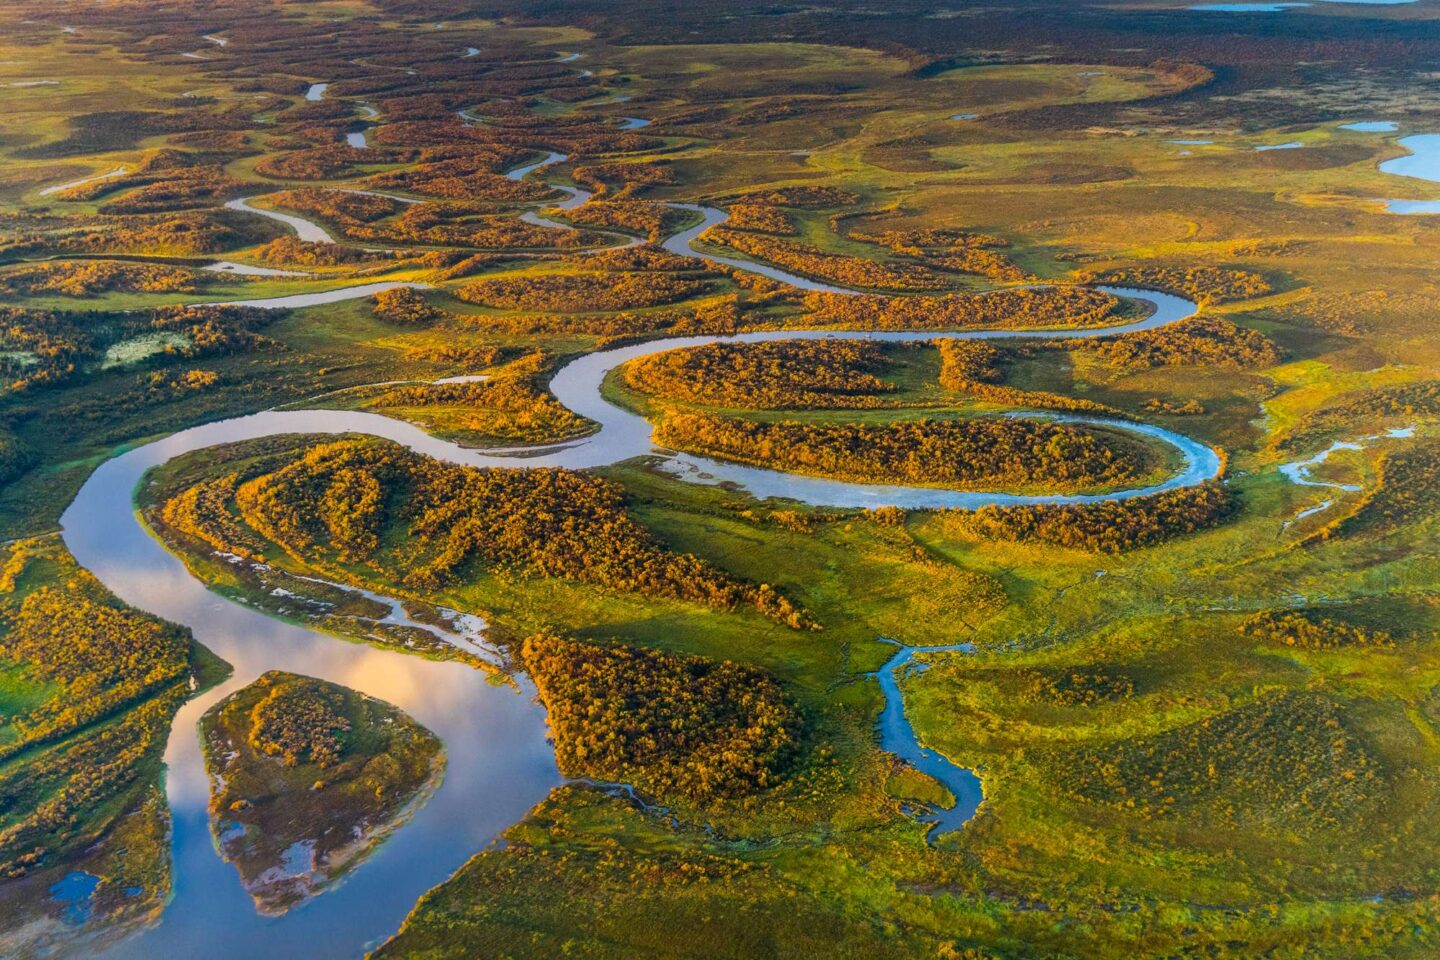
[[223, 196, 334, 244], [875, 640, 982, 838], [54, 99, 1221, 956], [62, 283, 1208, 957], [38, 164, 128, 198]]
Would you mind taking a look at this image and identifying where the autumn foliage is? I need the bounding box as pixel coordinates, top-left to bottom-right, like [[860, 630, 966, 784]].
[[952, 481, 1233, 552], [1083, 266, 1272, 305], [248, 678, 351, 768], [457, 271, 711, 312], [623, 340, 898, 409], [162, 438, 812, 626], [802, 286, 1122, 331], [1080, 317, 1280, 370], [521, 634, 801, 802], [655, 412, 1156, 492]]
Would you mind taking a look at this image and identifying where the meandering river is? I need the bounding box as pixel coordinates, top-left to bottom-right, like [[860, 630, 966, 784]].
[[60, 104, 1217, 956]]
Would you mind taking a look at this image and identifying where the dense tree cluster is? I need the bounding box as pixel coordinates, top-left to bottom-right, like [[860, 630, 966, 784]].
[[148, 305, 276, 356], [0, 584, 190, 766], [520, 634, 801, 802], [0, 300, 271, 395], [255, 236, 381, 266], [456, 297, 749, 339], [247, 677, 351, 768], [160, 471, 269, 562], [143, 368, 222, 401], [1047, 692, 1380, 827], [1079, 317, 1280, 369], [0, 305, 97, 391], [37, 210, 262, 258], [0, 685, 184, 878], [952, 482, 1233, 551], [724, 203, 796, 235], [655, 412, 1155, 491], [936, 340, 1003, 386], [707, 228, 952, 291], [1240, 609, 1394, 650], [572, 162, 674, 197], [851, 227, 1026, 282], [1082, 266, 1272, 304], [372, 287, 444, 325], [347, 204, 599, 250], [937, 339, 1126, 417], [268, 188, 406, 227], [456, 271, 711, 312], [802, 286, 1122, 330], [44, 151, 246, 215], [1143, 398, 1205, 415], [98, 170, 249, 215], [575, 244, 698, 273], [163, 439, 811, 626], [203, 672, 442, 914], [363, 157, 554, 202], [623, 340, 898, 409], [0, 426, 32, 487], [0, 261, 200, 298], [255, 145, 383, 180], [562, 201, 689, 242]]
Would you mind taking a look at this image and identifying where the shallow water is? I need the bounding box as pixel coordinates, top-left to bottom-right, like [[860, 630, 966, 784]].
[[1383, 199, 1440, 214], [1340, 120, 1397, 132], [39, 164, 127, 197], [50, 872, 102, 926], [1255, 141, 1303, 151], [305, 82, 328, 102], [345, 131, 367, 148], [64, 423, 561, 957], [202, 261, 311, 278], [504, 149, 567, 181], [1376, 134, 1440, 211], [1378, 133, 1440, 182], [197, 280, 431, 310], [875, 642, 983, 838], [224, 197, 334, 243], [331, 187, 423, 205], [1278, 427, 1414, 492]]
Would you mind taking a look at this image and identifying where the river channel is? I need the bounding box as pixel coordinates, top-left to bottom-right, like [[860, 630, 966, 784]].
[[59, 106, 1215, 957]]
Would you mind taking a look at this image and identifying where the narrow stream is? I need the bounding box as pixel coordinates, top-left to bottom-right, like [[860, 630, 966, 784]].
[[53, 104, 1222, 955], [875, 641, 983, 837]]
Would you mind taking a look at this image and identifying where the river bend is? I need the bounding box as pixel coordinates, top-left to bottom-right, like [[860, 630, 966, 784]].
[[57, 107, 1217, 957]]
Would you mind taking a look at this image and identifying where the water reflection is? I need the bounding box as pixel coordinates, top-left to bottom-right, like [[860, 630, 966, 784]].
[[61, 434, 561, 959]]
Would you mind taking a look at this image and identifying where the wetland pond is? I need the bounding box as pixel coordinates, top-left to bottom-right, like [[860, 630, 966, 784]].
[[1376, 133, 1440, 213]]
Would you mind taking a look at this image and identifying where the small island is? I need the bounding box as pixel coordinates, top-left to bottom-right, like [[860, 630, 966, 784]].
[[199, 671, 444, 915]]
